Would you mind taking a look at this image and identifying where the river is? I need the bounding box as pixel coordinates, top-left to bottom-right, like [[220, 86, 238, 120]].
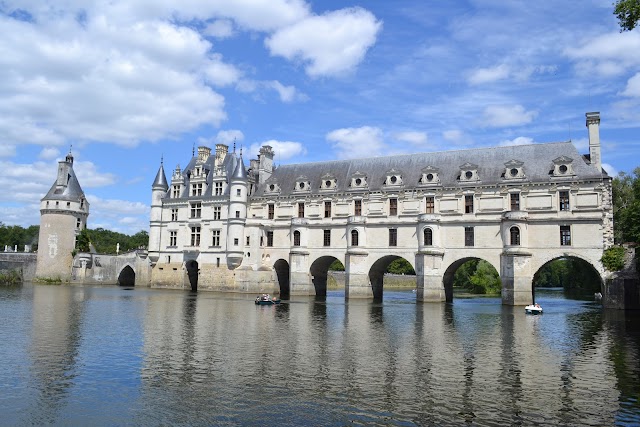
[[0, 283, 638, 426]]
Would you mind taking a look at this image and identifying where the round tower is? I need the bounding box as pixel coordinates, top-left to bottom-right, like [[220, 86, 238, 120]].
[[36, 152, 89, 281], [226, 153, 248, 269], [149, 159, 168, 264]]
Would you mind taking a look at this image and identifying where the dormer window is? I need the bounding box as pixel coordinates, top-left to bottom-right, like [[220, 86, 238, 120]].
[[266, 182, 281, 194], [551, 156, 575, 177], [384, 169, 403, 186], [320, 174, 337, 190], [350, 172, 368, 189], [503, 160, 525, 180], [294, 176, 311, 192], [420, 166, 441, 185], [459, 162, 479, 182]]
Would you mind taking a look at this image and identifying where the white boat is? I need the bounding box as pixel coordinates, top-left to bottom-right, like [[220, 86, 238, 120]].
[[525, 303, 543, 315]]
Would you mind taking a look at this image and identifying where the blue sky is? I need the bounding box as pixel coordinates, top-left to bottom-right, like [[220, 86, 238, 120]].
[[1, 0, 639, 235]]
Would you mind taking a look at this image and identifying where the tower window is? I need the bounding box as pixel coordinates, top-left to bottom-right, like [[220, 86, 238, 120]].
[[324, 201, 331, 218], [351, 230, 359, 246], [298, 202, 305, 218], [424, 228, 433, 246], [323, 230, 331, 247], [293, 230, 301, 246], [268, 204, 274, 219], [559, 191, 570, 211], [266, 231, 274, 247], [389, 229, 397, 246], [425, 196, 435, 214], [510, 193, 520, 211], [465, 227, 474, 247], [465, 195, 474, 213], [560, 225, 571, 246], [354, 200, 362, 216], [236, 189, 241, 196], [510, 226, 520, 246], [389, 198, 397, 216], [169, 231, 177, 246]]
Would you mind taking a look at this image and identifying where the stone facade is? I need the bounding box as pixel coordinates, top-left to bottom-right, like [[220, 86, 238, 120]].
[[148, 112, 612, 305]]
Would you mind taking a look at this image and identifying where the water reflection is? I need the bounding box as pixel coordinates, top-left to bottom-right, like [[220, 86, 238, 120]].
[[0, 285, 638, 425]]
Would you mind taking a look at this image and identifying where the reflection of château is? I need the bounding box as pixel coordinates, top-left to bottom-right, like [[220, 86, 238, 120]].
[[148, 112, 612, 305]]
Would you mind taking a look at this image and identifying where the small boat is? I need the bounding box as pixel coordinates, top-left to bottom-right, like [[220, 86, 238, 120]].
[[525, 303, 543, 315], [255, 294, 281, 305]]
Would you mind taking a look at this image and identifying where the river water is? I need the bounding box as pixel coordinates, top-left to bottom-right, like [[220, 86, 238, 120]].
[[0, 283, 639, 426]]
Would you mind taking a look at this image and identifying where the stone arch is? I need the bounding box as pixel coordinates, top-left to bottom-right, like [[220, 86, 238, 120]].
[[117, 264, 135, 287], [274, 258, 290, 299], [442, 257, 501, 303], [368, 255, 416, 301], [532, 254, 604, 298], [185, 260, 198, 291], [310, 255, 343, 297]]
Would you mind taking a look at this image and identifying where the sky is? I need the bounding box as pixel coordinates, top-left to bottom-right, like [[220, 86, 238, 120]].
[[1, 0, 639, 235]]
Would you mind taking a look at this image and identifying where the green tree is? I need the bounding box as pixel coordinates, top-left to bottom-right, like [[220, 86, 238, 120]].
[[612, 168, 640, 244], [386, 258, 415, 275], [614, 0, 640, 31], [328, 259, 345, 271]]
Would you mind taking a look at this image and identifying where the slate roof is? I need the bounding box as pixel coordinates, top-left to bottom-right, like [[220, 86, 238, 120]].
[[254, 142, 604, 197], [42, 162, 86, 202], [152, 164, 168, 190]]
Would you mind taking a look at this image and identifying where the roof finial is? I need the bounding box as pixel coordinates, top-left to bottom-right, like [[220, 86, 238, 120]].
[[240, 146, 243, 157], [161, 154, 164, 165], [192, 142, 195, 157], [233, 138, 236, 153]]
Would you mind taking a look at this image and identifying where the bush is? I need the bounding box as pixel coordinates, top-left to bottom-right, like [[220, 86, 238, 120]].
[[601, 246, 626, 271]]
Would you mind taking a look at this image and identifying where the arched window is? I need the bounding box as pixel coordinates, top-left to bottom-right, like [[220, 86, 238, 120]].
[[510, 226, 520, 246], [293, 230, 301, 247], [351, 229, 359, 247], [424, 227, 433, 246]]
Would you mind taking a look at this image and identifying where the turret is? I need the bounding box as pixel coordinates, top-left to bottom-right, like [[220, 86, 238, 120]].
[[586, 112, 602, 172], [149, 159, 168, 263], [226, 152, 248, 269], [36, 152, 89, 280]]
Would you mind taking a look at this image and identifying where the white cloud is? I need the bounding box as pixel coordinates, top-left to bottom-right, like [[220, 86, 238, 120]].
[[572, 137, 589, 151], [483, 105, 537, 127], [393, 131, 428, 146], [38, 147, 60, 160], [265, 7, 382, 77], [87, 195, 149, 216], [73, 161, 117, 188], [499, 136, 535, 146], [565, 31, 640, 77], [0, 144, 16, 158], [468, 64, 510, 85], [266, 80, 307, 103], [204, 19, 235, 39], [202, 54, 242, 87], [249, 140, 306, 161], [622, 72, 640, 97], [326, 126, 385, 159], [602, 163, 617, 177], [215, 130, 245, 146], [442, 130, 472, 146]]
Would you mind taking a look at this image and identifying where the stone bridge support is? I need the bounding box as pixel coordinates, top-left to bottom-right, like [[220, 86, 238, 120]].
[[345, 250, 372, 298], [501, 250, 534, 306], [415, 250, 446, 303], [289, 251, 313, 295]]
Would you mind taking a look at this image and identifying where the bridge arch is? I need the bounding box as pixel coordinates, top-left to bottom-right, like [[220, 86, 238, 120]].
[[273, 258, 290, 298], [442, 257, 501, 303], [368, 255, 416, 301], [310, 255, 344, 297], [532, 254, 603, 297], [117, 264, 135, 287], [185, 260, 198, 291]]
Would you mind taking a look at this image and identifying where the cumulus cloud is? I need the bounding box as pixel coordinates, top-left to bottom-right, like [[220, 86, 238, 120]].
[[204, 19, 235, 39], [215, 129, 245, 146], [602, 163, 617, 177], [0, 144, 16, 158], [483, 105, 537, 127], [73, 161, 118, 187], [265, 7, 382, 77], [38, 147, 61, 160], [249, 140, 306, 161], [622, 72, 640, 97], [442, 130, 472, 146], [87, 195, 150, 216], [393, 131, 428, 146], [565, 31, 640, 77], [468, 64, 510, 85], [326, 126, 386, 159], [499, 136, 535, 146]]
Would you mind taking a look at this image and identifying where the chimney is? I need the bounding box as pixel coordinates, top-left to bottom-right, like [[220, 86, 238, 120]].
[[197, 146, 211, 163], [258, 145, 275, 184], [215, 144, 228, 168], [586, 112, 601, 172]]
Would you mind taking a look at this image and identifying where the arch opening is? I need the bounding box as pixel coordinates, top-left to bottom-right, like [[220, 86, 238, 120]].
[[185, 260, 198, 292], [274, 259, 290, 299], [117, 265, 135, 287], [368, 256, 415, 301], [533, 256, 602, 300], [442, 258, 501, 303], [310, 256, 344, 297]]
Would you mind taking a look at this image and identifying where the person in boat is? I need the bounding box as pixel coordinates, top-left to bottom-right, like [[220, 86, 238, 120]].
[[534, 303, 541, 308]]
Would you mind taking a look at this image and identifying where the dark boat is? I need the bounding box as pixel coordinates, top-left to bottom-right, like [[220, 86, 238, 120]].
[[255, 294, 281, 305]]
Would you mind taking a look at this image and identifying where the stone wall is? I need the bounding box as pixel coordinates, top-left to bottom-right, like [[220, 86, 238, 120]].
[[0, 253, 37, 281], [71, 250, 151, 287], [603, 246, 640, 310]]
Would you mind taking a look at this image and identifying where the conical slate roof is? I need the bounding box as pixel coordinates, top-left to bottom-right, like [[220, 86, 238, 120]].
[[152, 163, 168, 190], [42, 162, 86, 202], [232, 154, 248, 180]]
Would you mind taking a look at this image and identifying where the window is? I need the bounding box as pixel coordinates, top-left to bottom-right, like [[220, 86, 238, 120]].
[[351, 229, 359, 246], [214, 206, 221, 220], [214, 182, 223, 196], [464, 227, 474, 247], [425, 196, 435, 214], [298, 202, 305, 218], [266, 231, 274, 247], [192, 183, 202, 196], [424, 228, 433, 246], [235, 210, 240, 218], [80, 199, 84, 209], [246, 236, 250, 246], [560, 225, 571, 246], [212, 230, 220, 246], [510, 226, 520, 246], [559, 191, 570, 211], [389, 198, 397, 216], [172, 185, 180, 198], [170, 231, 177, 246], [76, 218, 81, 229], [510, 193, 520, 211], [234, 238, 239, 246], [324, 201, 331, 218], [354, 200, 362, 216], [323, 230, 331, 247], [260, 236, 264, 246], [190, 226, 201, 246], [293, 230, 301, 246], [216, 258, 220, 268], [465, 195, 474, 213], [268, 204, 274, 219], [171, 209, 178, 221], [190, 202, 201, 218], [67, 202, 70, 207], [236, 189, 241, 196], [389, 229, 397, 246]]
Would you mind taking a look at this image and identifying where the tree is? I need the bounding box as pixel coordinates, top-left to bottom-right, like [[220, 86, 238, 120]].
[[612, 168, 640, 244], [614, 0, 640, 31], [386, 258, 415, 275]]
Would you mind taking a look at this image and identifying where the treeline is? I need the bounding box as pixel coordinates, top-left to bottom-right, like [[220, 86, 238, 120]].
[[0, 223, 148, 255], [612, 167, 640, 245]]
